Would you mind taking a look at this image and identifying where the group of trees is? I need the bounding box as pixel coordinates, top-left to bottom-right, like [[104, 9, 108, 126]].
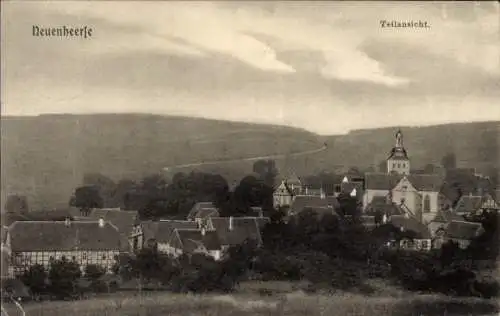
[[20, 258, 111, 300], [69, 160, 279, 220]]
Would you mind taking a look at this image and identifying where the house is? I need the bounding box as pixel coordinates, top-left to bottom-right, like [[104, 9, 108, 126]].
[[206, 217, 266, 250], [273, 180, 295, 208], [479, 194, 500, 213], [453, 194, 483, 215], [427, 209, 465, 239], [6, 219, 122, 276], [388, 214, 432, 251], [129, 220, 199, 253], [441, 220, 484, 249], [289, 195, 339, 217], [166, 228, 222, 260]]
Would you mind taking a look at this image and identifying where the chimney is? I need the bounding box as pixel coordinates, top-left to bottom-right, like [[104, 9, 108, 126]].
[[350, 188, 357, 198], [64, 217, 71, 227], [98, 217, 105, 228], [320, 188, 325, 199], [382, 213, 388, 224], [201, 227, 206, 236], [229, 216, 233, 231]]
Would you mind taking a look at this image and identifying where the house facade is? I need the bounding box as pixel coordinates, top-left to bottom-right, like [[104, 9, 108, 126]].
[[7, 219, 122, 276]]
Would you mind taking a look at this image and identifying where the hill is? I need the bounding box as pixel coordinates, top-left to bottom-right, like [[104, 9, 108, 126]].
[[1, 114, 498, 210], [1, 114, 321, 210]]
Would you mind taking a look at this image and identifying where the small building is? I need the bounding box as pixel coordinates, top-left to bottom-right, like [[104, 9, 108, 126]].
[[166, 228, 222, 260], [288, 195, 339, 217], [442, 220, 484, 249], [273, 180, 295, 208], [187, 202, 219, 221], [7, 219, 122, 276], [206, 217, 267, 251], [388, 214, 432, 251], [453, 194, 483, 216], [427, 209, 465, 239], [129, 220, 199, 253]]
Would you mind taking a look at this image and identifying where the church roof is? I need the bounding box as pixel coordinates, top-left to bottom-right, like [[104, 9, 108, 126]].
[[364, 173, 442, 192], [289, 195, 339, 215]]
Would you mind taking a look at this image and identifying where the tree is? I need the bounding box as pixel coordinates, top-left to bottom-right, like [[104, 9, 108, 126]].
[[441, 152, 457, 171], [21, 264, 47, 297], [252, 160, 278, 188], [48, 257, 82, 298], [5, 194, 29, 214], [85, 264, 106, 293], [70, 185, 104, 216], [83, 173, 117, 207]]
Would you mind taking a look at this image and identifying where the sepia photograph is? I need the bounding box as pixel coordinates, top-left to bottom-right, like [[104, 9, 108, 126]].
[[1, 1, 499, 315]]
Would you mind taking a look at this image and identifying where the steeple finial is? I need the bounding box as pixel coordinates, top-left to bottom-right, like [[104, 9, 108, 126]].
[[395, 129, 403, 148]]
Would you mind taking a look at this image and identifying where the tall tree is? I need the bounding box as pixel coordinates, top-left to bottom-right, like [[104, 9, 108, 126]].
[[70, 185, 104, 216], [252, 159, 278, 188], [441, 152, 457, 171]]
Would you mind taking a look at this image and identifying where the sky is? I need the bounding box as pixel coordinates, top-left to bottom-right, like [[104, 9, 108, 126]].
[[1, 1, 499, 135]]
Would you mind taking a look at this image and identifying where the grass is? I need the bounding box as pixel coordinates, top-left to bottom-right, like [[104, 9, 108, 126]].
[[9, 290, 499, 316]]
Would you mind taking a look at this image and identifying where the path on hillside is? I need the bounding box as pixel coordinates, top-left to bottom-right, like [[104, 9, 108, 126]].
[[163, 144, 327, 170]]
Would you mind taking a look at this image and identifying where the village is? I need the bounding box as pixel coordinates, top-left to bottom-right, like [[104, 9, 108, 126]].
[[1, 129, 499, 299]]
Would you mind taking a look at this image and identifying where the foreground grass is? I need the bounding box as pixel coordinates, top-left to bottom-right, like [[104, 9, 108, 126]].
[[10, 291, 499, 316]]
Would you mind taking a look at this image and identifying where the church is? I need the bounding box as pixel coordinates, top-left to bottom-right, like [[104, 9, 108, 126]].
[[363, 129, 443, 223]]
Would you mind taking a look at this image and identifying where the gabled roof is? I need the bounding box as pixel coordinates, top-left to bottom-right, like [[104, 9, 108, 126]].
[[88, 208, 138, 234], [431, 209, 465, 223], [365, 173, 402, 191], [289, 195, 339, 215], [207, 217, 263, 246], [140, 221, 160, 242], [389, 215, 431, 239], [454, 195, 483, 214], [300, 206, 339, 219], [187, 202, 216, 220], [364, 173, 442, 192], [172, 229, 221, 252], [407, 174, 443, 192], [155, 220, 199, 243], [365, 197, 404, 216], [8, 221, 122, 252], [446, 220, 483, 240]]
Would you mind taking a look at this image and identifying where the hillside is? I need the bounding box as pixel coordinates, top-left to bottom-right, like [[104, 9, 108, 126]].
[[1, 114, 321, 210], [1, 114, 498, 210]]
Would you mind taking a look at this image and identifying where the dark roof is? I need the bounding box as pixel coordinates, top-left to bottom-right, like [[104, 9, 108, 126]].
[[365, 173, 402, 190], [300, 207, 339, 219], [187, 202, 216, 220], [208, 217, 263, 246], [364, 173, 442, 192], [88, 209, 138, 235], [173, 229, 221, 252], [454, 195, 483, 214], [340, 182, 364, 200], [289, 195, 339, 215], [446, 220, 483, 240], [140, 221, 160, 241], [187, 207, 219, 221], [155, 220, 198, 243], [431, 209, 465, 223], [1, 208, 76, 226], [407, 174, 443, 192], [8, 221, 122, 251], [389, 215, 431, 239], [365, 197, 404, 216]]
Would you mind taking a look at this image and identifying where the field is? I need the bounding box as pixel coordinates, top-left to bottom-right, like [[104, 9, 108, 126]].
[[4, 291, 499, 316], [1, 114, 498, 210]]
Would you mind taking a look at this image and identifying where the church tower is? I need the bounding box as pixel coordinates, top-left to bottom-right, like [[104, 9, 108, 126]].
[[387, 129, 410, 175]]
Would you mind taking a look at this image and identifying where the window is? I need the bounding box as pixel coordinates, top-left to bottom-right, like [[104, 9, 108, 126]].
[[72, 256, 76, 261], [392, 163, 396, 168], [423, 195, 431, 213], [102, 255, 107, 260], [397, 163, 401, 168], [402, 185, 408, 190], [82, 253, 87, 260]]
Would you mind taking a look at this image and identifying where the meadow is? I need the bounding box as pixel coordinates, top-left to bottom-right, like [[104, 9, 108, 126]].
[[7, 290, 499, 316]]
